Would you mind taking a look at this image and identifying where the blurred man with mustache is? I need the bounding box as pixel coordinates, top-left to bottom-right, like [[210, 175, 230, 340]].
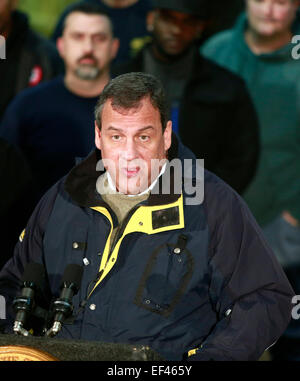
[[0, 1, 119, 200]]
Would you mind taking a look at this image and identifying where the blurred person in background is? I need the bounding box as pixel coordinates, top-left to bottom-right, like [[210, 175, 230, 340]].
[[0, 2, 119, 200], [201, 0, 300, 361], [0, 0, 62, 121], [52, 0, 153, 64], [0, 138, 36, 269], [112, 0, 260, 195]]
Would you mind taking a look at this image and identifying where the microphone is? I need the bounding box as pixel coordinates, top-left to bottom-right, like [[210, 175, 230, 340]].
[[13, 262, 46, 336], [46, 264, 83, 337]]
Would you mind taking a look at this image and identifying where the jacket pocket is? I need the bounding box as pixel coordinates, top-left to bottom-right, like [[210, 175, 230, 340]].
[[134, 235, 194, 317]]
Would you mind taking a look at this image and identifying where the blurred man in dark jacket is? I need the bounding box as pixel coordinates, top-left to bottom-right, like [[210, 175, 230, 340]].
[[112, 0, 260, 195], [0, 0, 63, 121], [0, 138, 36, 270]]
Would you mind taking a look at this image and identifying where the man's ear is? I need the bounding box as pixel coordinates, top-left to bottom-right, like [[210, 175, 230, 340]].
[[95, 121, 102, 150], [146, 10, 155, 32], [111, 38, 120, 60], [56, 37, 65, 58], [164, 120, 172, 152]]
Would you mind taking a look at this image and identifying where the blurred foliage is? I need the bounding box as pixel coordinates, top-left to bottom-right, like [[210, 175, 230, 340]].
[[17, 0, 76, 38]]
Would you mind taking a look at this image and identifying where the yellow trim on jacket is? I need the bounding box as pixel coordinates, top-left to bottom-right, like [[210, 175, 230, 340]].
[[89, 194, 185, 296]]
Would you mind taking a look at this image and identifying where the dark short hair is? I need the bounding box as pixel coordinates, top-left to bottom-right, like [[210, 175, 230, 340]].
[[62, 1, 113, 35], [95, 72, 169, 131]]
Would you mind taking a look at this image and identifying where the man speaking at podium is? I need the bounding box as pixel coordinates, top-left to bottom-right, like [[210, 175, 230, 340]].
[[0, 72, 294, 361]]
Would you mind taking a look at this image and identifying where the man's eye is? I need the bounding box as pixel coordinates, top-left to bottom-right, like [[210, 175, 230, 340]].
[[140, 135, 149, 142], [93, 34, 108, 43], [71, 33, 83, 40], [112, 135, 121, 141]]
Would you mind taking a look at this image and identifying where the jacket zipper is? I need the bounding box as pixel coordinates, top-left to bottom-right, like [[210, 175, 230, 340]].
[[106, 203, 143, 264]]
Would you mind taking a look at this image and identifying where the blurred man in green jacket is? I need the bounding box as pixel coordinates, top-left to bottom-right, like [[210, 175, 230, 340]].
[[201, 0, 300, 361]]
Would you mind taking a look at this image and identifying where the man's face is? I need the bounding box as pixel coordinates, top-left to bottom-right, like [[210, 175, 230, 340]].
[[95, 97, 172, 195], [149, 9, 203, 57], [246, 0, 299, 37], [57, 12, 119, 80], [0, 0, 16, 36]]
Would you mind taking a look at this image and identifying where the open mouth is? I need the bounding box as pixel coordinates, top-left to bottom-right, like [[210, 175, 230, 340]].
[[123, 167, 140, 178], [79, 58, 97, 65]]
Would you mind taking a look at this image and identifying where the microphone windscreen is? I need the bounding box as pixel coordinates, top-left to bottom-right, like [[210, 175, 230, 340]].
[[61, 264, 83, 289], [21, 262, 46, 289]]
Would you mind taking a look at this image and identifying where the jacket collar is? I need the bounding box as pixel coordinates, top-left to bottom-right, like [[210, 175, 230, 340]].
[[64, 133, 185, 208]]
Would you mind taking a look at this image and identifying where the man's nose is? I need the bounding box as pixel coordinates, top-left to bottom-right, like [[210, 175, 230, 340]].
[[82, 37, 93, 53], [121, 139, 139, 161], [263, 1, 274, 17], [169, 21, 182, 36]]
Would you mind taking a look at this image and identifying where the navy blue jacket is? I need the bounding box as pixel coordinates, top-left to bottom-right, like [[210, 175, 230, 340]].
[[0, 138, 294, 361], [0, 76, 98, 199]]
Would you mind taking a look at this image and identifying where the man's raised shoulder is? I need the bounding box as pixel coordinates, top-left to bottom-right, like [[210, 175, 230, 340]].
[[201, 29, 235, 58]]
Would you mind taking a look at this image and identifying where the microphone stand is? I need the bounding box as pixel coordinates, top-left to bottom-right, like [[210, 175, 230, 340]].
[[45, 321, 62, 338], [45, 281, 79, 338], [13, 321, 31, 336]]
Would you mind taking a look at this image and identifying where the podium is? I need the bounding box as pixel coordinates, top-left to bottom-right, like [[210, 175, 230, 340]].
[[0, 334, 164, 361]]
